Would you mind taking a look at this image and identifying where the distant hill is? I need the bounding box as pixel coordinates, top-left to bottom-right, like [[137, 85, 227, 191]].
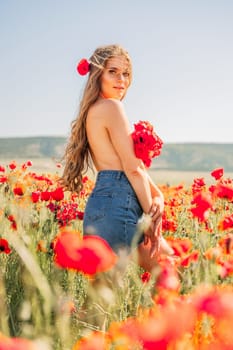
[[153, 143, 233, 172], [0, 137, 232, 171], [0, 136, 66, 159]]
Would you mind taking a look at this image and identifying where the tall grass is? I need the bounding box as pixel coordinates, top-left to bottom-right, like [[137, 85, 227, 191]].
[[0, 160, 233, 349]]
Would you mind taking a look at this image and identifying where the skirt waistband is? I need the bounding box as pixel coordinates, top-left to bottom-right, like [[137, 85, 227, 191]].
[[97, 170, 127, 180]]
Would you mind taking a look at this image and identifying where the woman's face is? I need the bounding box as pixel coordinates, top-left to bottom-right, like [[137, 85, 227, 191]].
[[99, 56, 131, 100]]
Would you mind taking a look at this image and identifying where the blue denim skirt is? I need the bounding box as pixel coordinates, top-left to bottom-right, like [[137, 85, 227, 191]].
[[83, 170, 143, 251]]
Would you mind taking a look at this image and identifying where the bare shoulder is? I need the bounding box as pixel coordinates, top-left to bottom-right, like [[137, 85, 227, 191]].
[[89, 98, 126, 120]]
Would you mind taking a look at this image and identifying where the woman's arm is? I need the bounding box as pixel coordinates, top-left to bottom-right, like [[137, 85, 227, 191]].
[[101, 99, 153, 214], [145, 173, 174, 256], [147, 173, 164, 199], [147, 172, 164, 221], [100, 99, 167, 257]]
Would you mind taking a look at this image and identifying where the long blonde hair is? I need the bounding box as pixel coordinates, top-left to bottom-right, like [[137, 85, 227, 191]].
[[61, 44, 132, 192]]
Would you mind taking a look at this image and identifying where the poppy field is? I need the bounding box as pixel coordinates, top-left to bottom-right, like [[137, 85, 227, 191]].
[[0, 161, 233, 350]]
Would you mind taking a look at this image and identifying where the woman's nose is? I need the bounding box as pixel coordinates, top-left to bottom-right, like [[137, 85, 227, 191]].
[[116, 73, 123, 81]]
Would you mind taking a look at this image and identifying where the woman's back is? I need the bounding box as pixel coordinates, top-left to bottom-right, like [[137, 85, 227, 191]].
[[86, 98, 125, 171]]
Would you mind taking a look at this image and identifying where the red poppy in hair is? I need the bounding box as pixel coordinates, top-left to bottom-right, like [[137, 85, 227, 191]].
[[77, 58, 90, 75]]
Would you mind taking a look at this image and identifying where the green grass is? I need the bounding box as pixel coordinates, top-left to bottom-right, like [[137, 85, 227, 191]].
[[0, 159, 233, 348]]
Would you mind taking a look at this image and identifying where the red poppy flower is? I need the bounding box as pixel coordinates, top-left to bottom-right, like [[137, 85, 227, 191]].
[[77, 211, 84, 220], [0, 176, 7, 183], [21, 163, 28, 170], [131, 120, 163, 168], [218, 233, 233, 254], [7, 215, 17, 230], [40, 191, 51, 201], [53, 229, 82, 266], [21, 160, 33, 170], [212, 183, 233, 201], [162, 219, 177, 232], [193, 177, 206, 187], [190, 192, 213, 222], [211, 167, 224, 180], [73, 331, 108, 350], [194, 287, 233, 319], [141, 271, 151, 284], [0, 165, 5, 172], [47, 202, 58, 213], [51, 187, 64, 201], [166, 237, 192, 257], [77, 58, 90, 75], [0, 336, 35, 350], [156, 265, 180, 291], [30, 173, 53, 185], [72, 234, 117, 275], [217, 256, 233, 278], [0, 238, 11, 254], [54, 230, 117, 275], [218, 214, 233, 231], [180, 250, 199, 267], [192, 177, 206, 194], [8, 161, 17, 170], [31, 191, 40, 203], [113, 300, 196, 349], [82, 176, 88, 183], [55, 202, 80, 226], [13, 186, 24, 196]]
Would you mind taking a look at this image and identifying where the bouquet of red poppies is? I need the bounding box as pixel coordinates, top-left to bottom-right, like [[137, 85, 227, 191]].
[[131, 120, 163, 168]]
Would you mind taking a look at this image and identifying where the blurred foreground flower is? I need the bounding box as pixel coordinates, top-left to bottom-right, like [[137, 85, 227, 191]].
[[141, 271, 151, 284], [210, 183, 233, 201], [72, 331, 108, 350], [0, 335, 36, 350], [0, 175, 7, 183], [108, 299, 196, 350], [156, 263, 180, 291], [53, 230, 117, 275], [218, 214, 233, 231], [0, 238, 11, 254]]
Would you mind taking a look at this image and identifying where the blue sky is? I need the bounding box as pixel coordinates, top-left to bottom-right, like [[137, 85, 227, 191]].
[[0, 0, 232, 143]]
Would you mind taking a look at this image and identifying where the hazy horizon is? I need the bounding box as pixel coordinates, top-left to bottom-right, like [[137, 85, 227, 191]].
[[0, 135, 232, 145]]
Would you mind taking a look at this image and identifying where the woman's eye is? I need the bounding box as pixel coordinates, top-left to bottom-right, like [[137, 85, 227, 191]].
[[123, 72, 130, 77], [109, 70, 116, 74]]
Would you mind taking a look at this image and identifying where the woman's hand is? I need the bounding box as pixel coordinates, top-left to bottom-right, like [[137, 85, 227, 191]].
[[144, 219, 162, 258], [149, 195, 164, 220], [144, 219, 174, 258], [149, 196, 164, 232], [143, 195, 164, 257]]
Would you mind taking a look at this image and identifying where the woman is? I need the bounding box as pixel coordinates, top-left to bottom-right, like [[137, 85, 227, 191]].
[[61, 44, 172, 271]]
